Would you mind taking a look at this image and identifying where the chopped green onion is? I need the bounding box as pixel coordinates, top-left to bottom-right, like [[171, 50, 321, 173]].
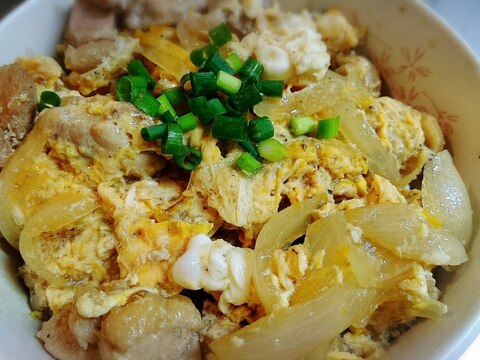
[[157, 93, 176, 117], [162, 123, 184, 155], [116, 76, 148, 102], [190, 48, 207, 67], [180, 73, 191, 87], [163, 86, 186, 106], [229, 84, 263, 113], [141, 124, 167, 142], [257, 138, 288, 162], [209, 23, 232, 47], [178, 112, 198, 132], [38, 91, 61, 111], [224, 99, 244, 117], [190, 71, 217, 97], [239, 58, 264, 81], [173, 146, 202, 171], [225, 53, 243, 74], [159, 110, 177, 123], [256, 79, 284, 97], [216, 70, 242, 95], [212, 115, 247, 142], [289, 116, 315, 136], [247, 116, 274, 143], [132, 89, 160, 117], [196, 98, 226, 125], [240, 140, 260, 159], [236, 152, 262, 176], [188, 96, 207, 115], [203, 52, 234, 75], [189, 44, 219, 67], [317, 116, 340, 139], [127, 59, 155, 90]]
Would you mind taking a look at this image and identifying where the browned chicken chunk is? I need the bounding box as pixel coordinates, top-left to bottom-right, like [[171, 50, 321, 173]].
[[0, 63, 37, 168]]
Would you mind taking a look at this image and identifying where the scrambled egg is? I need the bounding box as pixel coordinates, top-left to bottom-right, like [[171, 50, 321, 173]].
[[0, 1, 461, 359]]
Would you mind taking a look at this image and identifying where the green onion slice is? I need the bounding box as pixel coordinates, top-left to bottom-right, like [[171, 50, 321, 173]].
[[116, 76, 148, 102], [197, 98, 226, 125], [229, 84, 263, 113], [162, 123, 184, 155], [157, 93, 176, 117], [225, 52, 243, 74], [212, 115, 247, 142], [178, 112, 198, 132], [141, 124, 167, 142], [289, 116, 315, 136], [203, 52, 234, 75], [209, 23, 232, 47], [163, 86, 186, 106], [127, 59, 156, 89], [258, 138, 288, 162], [189, 44, 219, 67], [257, 79, 284, 97], [236, 152, 263, 176], [38, 91, 61, 111], [317, 116, 340, 139], [216, 70, 242, 95], [132, 89, 160, 117], [248, 116, 274, 143], [240, 140, 260, 159], [173, 146, 202, 171], [190, 71, 217, 97], [239, 58, 264, 81]]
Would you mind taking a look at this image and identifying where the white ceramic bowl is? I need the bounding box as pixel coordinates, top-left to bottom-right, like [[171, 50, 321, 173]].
[[0, 0, 479, 359]]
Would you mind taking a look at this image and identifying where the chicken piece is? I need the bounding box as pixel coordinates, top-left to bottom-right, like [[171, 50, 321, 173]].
[[37, 304, 100, 360], [65, 0, 117, 46], [122, 0, 207, 29], [64, 40, 117, 73], [16, 56, 64, 90], [98, 293, 203, 360], [63, 36, 139, 95], [44, 95, 164, 185], [0, 64, 37, 167]]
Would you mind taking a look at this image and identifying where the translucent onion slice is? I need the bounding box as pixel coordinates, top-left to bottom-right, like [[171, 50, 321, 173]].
[[0, 116, 50, 248], [19, 193, 98, 284], [252, 196, 326, 314], [209, 277, 380, 360], [302, 212, 411, 289], [345, 203, 468, 266], [135, 27, 196, 82], [254, 72, 400, 182], [330, 100, 400, 182], [422, 150, 472, 245]]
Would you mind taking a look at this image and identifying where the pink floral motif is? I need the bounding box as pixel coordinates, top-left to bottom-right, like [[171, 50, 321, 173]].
[[422, 92, 459, 136], [397, 47, 431, 82], [391, 85, 420, 104], [370, 49, 396, 79], [369, 44, 459, 136]]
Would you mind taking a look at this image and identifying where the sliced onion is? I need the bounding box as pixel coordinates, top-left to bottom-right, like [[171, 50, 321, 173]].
[[209, 276, 380, 360], [331, 99, 400, 182], [0, 116, 50, 248], [422, 150, 472, 245], [345, 203, 468, 266], [136, 28, 196, 82], [19, 193, 98, 284], [300, 212, 410, 292], [252, 196, 326, 314], [254, 71, 400, 182]]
